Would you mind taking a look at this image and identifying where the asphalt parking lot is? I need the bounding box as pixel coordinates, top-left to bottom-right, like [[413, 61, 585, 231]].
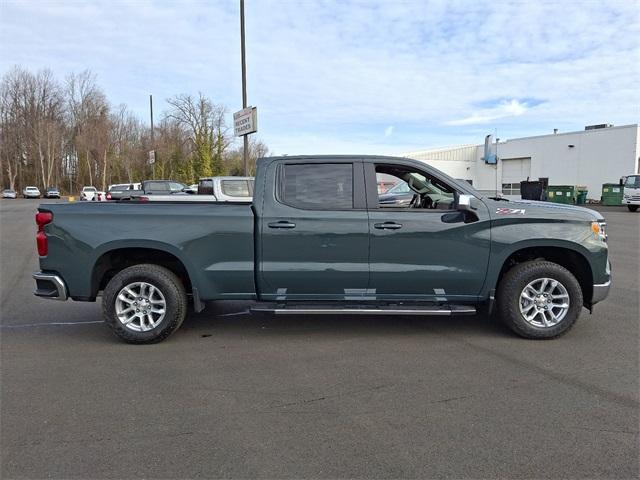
[[1, 198, 638, 479]]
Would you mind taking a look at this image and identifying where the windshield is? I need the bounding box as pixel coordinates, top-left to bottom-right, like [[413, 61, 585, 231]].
[[624, 175, 640, 189]]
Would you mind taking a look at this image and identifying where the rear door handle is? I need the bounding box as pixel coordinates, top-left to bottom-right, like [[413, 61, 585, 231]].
[[268, 221, 296, 229], [374, 222, 403, 230]]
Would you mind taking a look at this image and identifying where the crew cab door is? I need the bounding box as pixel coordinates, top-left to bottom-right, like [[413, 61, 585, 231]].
[[364, 160, 491, 301], [258, 160, 370, 300]]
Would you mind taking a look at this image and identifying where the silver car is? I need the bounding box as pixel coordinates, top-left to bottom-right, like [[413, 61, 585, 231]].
[[23, 186, 41, 198], [2, 189, 17, 199]]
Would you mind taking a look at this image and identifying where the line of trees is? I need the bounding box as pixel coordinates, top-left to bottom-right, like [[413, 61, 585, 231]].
[[0, 66, 268, 193]]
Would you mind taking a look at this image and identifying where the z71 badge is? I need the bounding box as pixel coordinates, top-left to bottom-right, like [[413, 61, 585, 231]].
[[496, 207, 526, 215]]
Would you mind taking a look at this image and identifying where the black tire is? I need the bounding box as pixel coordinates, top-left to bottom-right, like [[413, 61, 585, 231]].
[[102, 264, 187, 344], [496, 260, 583, 339], [628, 205, 638, 212]]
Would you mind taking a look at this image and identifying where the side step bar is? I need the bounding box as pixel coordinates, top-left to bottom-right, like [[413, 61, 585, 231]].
[[252, 304, 476, 316]]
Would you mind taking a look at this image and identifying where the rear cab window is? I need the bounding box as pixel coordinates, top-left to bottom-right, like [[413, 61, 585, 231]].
[[198, 179, 214, 195], [278, 163, 354, 210], [221, 180, 251, 197]]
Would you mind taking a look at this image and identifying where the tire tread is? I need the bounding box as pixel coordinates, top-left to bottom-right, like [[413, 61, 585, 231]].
[[102, 264, 187, 344], [496, 260, 583, 340]]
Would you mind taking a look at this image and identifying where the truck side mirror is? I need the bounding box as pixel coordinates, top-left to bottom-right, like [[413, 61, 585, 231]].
[[455, 193, 479, 223], [620, 176, 626, 186]]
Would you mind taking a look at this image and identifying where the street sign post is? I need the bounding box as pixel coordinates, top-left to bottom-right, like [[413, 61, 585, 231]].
[[233, 106, 257, 137]]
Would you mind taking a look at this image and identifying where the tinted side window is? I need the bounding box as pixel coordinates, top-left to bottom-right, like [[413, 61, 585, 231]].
[[281, 163, 353, 210], [198, 179, 214, 195], [221, 180, 250, 197], [146, 182, 169, 192]]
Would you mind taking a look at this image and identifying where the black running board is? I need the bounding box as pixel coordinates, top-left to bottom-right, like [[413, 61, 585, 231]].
[[251, 304, 476, 316]]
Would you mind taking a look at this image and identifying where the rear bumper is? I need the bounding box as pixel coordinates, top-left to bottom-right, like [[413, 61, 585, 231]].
[[591, 280, 611, 305], [33, 272, 68, 301]]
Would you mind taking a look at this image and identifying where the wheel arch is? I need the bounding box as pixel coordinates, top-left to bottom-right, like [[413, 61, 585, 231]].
[[494, 245, 593, 306], [91, 245, 195, 299]]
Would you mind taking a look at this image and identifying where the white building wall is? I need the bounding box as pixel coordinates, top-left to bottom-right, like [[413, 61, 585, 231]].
[[403, 124, 639, 200], [402, 145, 478, 183]]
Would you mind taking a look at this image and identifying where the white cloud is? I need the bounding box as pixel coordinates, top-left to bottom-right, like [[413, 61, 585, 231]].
[[1, 0, 638, 153], [446, 99, 531, 126]]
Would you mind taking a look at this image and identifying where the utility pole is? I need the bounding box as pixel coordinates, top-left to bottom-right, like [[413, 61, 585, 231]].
[[150, 94, 155, 179], [495, 137, 500, 196], [240, 0, 248, 175]]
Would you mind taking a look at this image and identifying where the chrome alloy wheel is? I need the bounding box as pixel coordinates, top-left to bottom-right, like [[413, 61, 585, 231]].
[[519, 277, 570, 328], [115, 282, 166, 332]]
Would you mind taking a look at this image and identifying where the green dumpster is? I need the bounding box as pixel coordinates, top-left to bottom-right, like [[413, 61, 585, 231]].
[[576, 186, 588, 205], [547, 185, 576, 204], [601, 183, 623, 206]]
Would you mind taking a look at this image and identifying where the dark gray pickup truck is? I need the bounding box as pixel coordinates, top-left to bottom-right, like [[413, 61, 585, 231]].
[[33, 155, 611, 343]]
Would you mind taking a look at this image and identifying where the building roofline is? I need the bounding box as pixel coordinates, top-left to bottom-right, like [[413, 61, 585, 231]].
[[500, 123, 639, 143]]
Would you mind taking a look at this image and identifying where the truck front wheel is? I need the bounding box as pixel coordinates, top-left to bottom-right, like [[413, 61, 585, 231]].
[[628, 205, 638, 212], [102, 264, 187, 344], [496, 261, 583, 339]]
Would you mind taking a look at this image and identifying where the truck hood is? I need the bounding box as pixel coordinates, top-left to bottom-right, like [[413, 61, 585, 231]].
[[483, 198, 604, 221]]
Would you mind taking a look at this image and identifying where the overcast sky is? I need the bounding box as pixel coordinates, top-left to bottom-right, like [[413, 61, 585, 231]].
[[1, 0, 639, 155]]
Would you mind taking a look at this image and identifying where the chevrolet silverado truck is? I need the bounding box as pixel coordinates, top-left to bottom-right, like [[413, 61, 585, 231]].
[[33, 155, 611, 343]]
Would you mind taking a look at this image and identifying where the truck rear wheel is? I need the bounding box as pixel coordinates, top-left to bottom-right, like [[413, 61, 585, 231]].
[[102, 264, 187, 344], [628, 205, 638, 212], [496, 260, 583, 339]]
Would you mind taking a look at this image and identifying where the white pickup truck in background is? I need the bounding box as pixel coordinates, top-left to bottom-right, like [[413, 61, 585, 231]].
[[622, 175, 640, 212], [129, 176, 254, 203]]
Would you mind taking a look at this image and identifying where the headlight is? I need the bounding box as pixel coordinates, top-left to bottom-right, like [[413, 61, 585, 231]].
[[591, 221, 607, 242]]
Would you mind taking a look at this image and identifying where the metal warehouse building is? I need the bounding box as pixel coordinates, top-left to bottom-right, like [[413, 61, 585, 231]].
[[402, 124, 640, 200]]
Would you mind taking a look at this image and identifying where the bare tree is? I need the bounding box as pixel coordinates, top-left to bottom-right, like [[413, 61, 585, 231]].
[[0, 67, 269, 193], [166, 93, 231, 180]]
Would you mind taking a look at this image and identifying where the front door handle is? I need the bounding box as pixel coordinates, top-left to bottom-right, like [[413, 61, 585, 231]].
[[268, 221, 296, 229], [374, 222, 403, 230]]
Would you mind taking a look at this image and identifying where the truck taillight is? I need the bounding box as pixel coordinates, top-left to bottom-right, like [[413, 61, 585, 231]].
[[35, 211, 53, 256]]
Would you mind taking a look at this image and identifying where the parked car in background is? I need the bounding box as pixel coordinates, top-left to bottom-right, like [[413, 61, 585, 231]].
[[377, 181, 413, 206], [622, 174, 640, 212], [106, 183, 142, 200], [123, 180, 188, 199], [80, 186, 98, 201], [377, 180, 397, 194], [198, 176, 254, 202], [44, 187, 60, 199], [185, 184, 198, 194], [2, 189, 17, 199], [23, 186, 41, 198]]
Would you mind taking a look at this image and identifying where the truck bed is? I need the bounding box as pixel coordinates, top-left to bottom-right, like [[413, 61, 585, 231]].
[[38, 201, 256, 301]]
